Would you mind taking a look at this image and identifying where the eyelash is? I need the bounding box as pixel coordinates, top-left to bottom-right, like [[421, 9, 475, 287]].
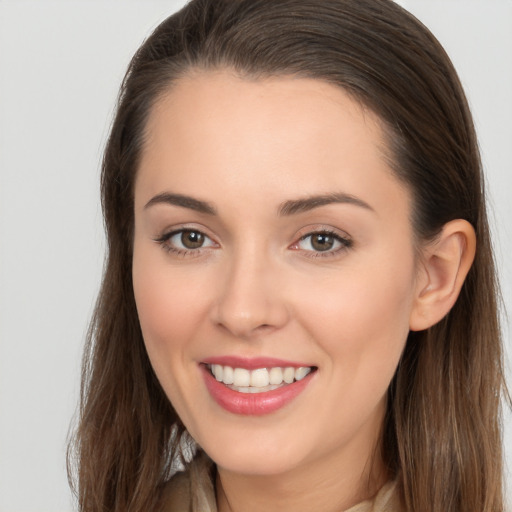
[[290, 229, 353, 259], [154, 228, 353, 259], [153, 228, 217, 258]]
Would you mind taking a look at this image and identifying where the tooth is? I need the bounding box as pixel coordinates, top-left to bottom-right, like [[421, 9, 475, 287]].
[[212, 364, 223, 381], [250, 368, 270, 387], [222, 365, 234, 385], [237, 386, 251, 393], [233, 368, 251, 387], [283, 367, 295, 384], [295, 367, 311, 381], [268, 367, 283, 385]]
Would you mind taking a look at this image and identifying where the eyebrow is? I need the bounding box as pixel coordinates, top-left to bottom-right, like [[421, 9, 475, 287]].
[[144, 192, 217, 215], [278, 193, 374, 216], [144, 191, 374, 216]]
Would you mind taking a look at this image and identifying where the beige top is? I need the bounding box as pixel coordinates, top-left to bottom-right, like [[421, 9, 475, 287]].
[[162, 455, 402, 512]]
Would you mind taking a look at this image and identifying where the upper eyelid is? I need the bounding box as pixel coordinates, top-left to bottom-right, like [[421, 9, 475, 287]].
[[293, 231, 352, 248], [299, 229, 350, 240], [293, 224, 352, 241], [154, 224, 218, 242], [163, 229, 215, 242]]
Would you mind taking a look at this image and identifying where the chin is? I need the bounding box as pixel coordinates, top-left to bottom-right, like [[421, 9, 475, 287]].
[[195, 428, 307, 477]]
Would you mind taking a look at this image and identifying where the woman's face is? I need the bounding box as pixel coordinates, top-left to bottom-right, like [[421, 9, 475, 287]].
[[132, 71, 421, 478]]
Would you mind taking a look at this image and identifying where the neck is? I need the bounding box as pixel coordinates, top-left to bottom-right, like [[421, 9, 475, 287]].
[[215, 440, 388, 512]]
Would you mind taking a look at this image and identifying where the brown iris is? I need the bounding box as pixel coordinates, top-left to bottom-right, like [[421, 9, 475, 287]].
[[310, 233, 335, 251], [180, 230, 205, 249]]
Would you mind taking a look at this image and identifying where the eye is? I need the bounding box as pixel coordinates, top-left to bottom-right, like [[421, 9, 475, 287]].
[[154, 228, 217, 255], [291, 230, 352, 256], [171, 229, 210, 249]]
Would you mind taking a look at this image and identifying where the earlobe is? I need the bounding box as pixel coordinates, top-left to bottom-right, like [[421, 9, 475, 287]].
[[409, 219, 476, 332]]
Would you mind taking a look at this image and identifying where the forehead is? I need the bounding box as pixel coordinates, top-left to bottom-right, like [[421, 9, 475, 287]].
[[136, 70, 410, 220], [143, 70, 384, 161]]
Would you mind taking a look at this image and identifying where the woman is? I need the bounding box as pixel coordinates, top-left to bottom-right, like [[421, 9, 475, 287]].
[[68, 0, 507, 511]]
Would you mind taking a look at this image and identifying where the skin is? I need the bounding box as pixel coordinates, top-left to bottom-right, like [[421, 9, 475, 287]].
[[131, 70, 474, 512]]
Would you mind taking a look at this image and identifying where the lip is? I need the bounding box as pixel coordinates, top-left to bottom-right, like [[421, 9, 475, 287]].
[[200, 362, 315, 416]]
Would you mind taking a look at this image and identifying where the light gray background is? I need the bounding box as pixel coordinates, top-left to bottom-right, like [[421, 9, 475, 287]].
[[0, 1, 510, 511]]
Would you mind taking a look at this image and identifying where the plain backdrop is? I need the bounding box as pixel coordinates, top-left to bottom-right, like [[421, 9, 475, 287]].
[[0, 1, 511, 511]]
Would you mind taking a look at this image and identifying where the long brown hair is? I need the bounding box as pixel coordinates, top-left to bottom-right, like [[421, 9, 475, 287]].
[[68, 1, 507, 510]]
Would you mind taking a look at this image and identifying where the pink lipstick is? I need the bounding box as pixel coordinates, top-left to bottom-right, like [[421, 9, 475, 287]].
[[200, 357, 316, 415]]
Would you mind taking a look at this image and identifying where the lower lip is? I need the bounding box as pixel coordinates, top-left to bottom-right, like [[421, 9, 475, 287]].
[[201, 365, 314, 416]]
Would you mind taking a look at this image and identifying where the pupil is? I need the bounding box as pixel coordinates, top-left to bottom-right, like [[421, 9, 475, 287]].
[[311, 233, 334, 251], [181, 230, 204, 249]]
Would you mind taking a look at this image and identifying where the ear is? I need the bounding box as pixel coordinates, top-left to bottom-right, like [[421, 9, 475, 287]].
[[409, 219, 476, 332]]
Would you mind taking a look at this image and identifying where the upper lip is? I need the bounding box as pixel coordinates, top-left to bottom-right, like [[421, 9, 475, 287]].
[[202, 355, 315, 370]]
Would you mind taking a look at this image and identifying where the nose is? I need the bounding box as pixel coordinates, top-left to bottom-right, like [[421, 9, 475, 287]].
[[210, 248, 290, 339]]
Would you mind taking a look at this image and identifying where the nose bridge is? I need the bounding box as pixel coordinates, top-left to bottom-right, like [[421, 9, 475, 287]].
[[212, 239, 288, 338]]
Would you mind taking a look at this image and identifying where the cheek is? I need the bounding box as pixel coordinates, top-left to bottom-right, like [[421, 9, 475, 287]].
[[290, 252, 416, 445], [132, 248, 210, 361], [295, 249, 416, 373]]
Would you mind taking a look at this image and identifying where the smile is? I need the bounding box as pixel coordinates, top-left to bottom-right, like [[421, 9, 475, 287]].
[[207, 364, 313, 393], [201, 361, 317, 415]]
